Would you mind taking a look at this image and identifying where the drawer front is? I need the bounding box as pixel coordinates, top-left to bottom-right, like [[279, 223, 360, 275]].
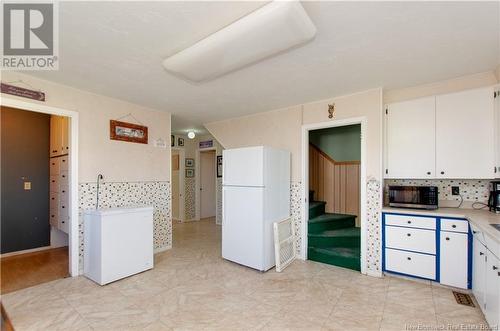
[[58, 218, 69, 233], [50, 158, 60, 175], [49, 176, 59, 192], [385, 248, 436, 280], [441, 218, 468, 233], [385, 214, 436, 230], [50, 192, 59, 209], [385, 226, 436, 254], [60, 156, 69, 171], [60, 185, 69, 196], [60, 171, 69, 186], [59, 201, 69, 219]]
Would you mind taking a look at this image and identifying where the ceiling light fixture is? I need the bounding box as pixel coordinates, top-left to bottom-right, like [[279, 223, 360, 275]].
[[162, 1, 316, 83], [187, 131, 196, 139]]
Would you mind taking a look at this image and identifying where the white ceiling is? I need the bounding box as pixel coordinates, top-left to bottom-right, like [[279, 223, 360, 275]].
[[29, 1, 499, 135]]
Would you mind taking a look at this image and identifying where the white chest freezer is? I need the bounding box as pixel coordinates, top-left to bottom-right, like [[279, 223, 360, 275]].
[[83, 206, 154, 285]]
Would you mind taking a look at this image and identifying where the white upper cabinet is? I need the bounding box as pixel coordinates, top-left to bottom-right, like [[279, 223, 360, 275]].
[[385, 86, 496, 179], [385, 96, 436, 178], [436, 87, 495, 179]]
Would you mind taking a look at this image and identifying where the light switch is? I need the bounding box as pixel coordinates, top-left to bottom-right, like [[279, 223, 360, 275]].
[[24, 182, 31, 190]]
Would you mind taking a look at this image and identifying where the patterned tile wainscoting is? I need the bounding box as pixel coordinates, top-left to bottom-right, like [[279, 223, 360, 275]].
[[184, 178, 195, 220], [290, 182, 303, 256], [384, 179, 491, 204], [78, 181, 171, 274], [366, 179, 382, 275], [216, 178, 223, 225]]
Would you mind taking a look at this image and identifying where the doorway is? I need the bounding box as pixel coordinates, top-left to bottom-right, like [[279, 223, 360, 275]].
[[171, 148, 185, 222], [302, 117, 367, 274], [1, 106, 72, 293], [200, 150, 216, 219], [1, 97, 79, 279]]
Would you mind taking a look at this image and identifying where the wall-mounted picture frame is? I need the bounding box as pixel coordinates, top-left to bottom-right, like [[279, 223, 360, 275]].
[[110, 120, 148, 144], [185, 168, 194, 178], [171, 135, 175, 147], [185, 158, 194, 167], [217, 155, 222, 178], [178, 137, 184, 146]]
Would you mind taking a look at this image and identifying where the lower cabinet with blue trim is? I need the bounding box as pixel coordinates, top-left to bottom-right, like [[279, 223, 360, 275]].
[[382, 212, 471, 289]]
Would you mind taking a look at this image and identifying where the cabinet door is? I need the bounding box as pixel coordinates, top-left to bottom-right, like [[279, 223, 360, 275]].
[[49, 116, 60, 157], [385, 97, 436, 178], [440, 231, 468, 289], [61, 116, 69, 155], [495, 85, 500, 178], [472, 235, 487, 309], [436, 87, 495, 178], [485, 252, 499, 329]]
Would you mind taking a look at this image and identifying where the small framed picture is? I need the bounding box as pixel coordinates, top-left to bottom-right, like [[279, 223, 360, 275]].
[[185, 158, 194, 167], [185, 169, 194, 178], [217, 155, 222, 178], [171, 135, 174, 147], [110, 120, 148, 144], [178, 137, 184, 146]]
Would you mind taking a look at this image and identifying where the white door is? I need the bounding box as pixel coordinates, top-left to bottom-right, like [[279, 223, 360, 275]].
[[200, 151, 216, 219], [385, 97, 436, 178], [472, 235, 487, 310], [436, 87, 495, 178], [222, 186, 264, 270], [485, 252, 499, 329], [223, 147, 264, 187], [440, 231, 468, 289], [172, 152, 180, 220]]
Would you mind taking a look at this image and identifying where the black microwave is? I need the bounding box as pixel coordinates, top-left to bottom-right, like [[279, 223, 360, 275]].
[[388, 186, 438, 210]]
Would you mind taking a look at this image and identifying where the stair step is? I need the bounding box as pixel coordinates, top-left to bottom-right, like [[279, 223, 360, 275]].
[[308, 213, 356, 233], [308, 201, 326, 219], [308, 227, 360, 248], [308, 246, 361, 271]]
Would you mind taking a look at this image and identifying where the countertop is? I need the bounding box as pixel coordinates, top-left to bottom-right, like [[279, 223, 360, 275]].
[[382, 206, 500, 243]]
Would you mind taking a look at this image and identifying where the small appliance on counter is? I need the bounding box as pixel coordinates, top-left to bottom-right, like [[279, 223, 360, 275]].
[[388, 185, 438, 210], [488, 180, 500, 213]]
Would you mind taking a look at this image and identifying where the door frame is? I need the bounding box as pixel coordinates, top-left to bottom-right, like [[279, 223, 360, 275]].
[[1, 96, 79, 277], [195, 147, 217, 220], [171, 147, 185, 222], [301, 116, 367, 274]]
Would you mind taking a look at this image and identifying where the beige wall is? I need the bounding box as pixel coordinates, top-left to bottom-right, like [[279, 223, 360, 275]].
[[1, 72, 171, 183], [496, 65, 500, 82], [206, 89, 382, 182], [383, 71, 498, 104]]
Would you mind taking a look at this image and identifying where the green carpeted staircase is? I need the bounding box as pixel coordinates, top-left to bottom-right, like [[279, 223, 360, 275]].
[[308, 191, 361, 271]]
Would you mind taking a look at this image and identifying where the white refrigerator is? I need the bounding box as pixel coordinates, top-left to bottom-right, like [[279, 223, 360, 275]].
[[222, 146, 290, 271]]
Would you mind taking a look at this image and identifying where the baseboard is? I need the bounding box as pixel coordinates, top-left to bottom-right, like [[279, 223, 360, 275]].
[[1, 245, 54, 258], [154, 245, 172, 254]]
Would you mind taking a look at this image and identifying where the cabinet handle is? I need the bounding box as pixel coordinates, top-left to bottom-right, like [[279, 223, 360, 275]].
[[62, 190, 65, 193], [52, 150, 57, 153], [445, 237, 450, 241], [407, 221, 411, 224], [62, 206, 65, 209], [62, 160, 66, 163], [473, 230, 477, 234], [440, 171, 445, 175], [407, 257, 411, 261], [494, 266, 498, 271], [407, 233, 411, 237], [62, 221, 65, 223], [480, 252, 484, 256], [427, 172, 431, 175], [452, 225, 456, 228]]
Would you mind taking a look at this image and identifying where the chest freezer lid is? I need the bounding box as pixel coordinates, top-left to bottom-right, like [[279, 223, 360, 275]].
[[83, 205, 154, 216]]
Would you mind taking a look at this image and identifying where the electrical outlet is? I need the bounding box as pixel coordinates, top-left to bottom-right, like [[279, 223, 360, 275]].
[[451, 186, 460, 195]]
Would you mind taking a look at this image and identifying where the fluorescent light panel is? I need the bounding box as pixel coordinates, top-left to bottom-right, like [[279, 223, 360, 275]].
[[162, 1, 316, 82]]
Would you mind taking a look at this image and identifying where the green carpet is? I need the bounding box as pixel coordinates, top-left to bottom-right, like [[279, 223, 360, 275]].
[[308, 191, 361, 271]]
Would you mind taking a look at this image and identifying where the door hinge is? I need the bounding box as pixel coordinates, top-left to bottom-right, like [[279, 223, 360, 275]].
[[385, 108, 388, 115], [385, 169, 388, 174]]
